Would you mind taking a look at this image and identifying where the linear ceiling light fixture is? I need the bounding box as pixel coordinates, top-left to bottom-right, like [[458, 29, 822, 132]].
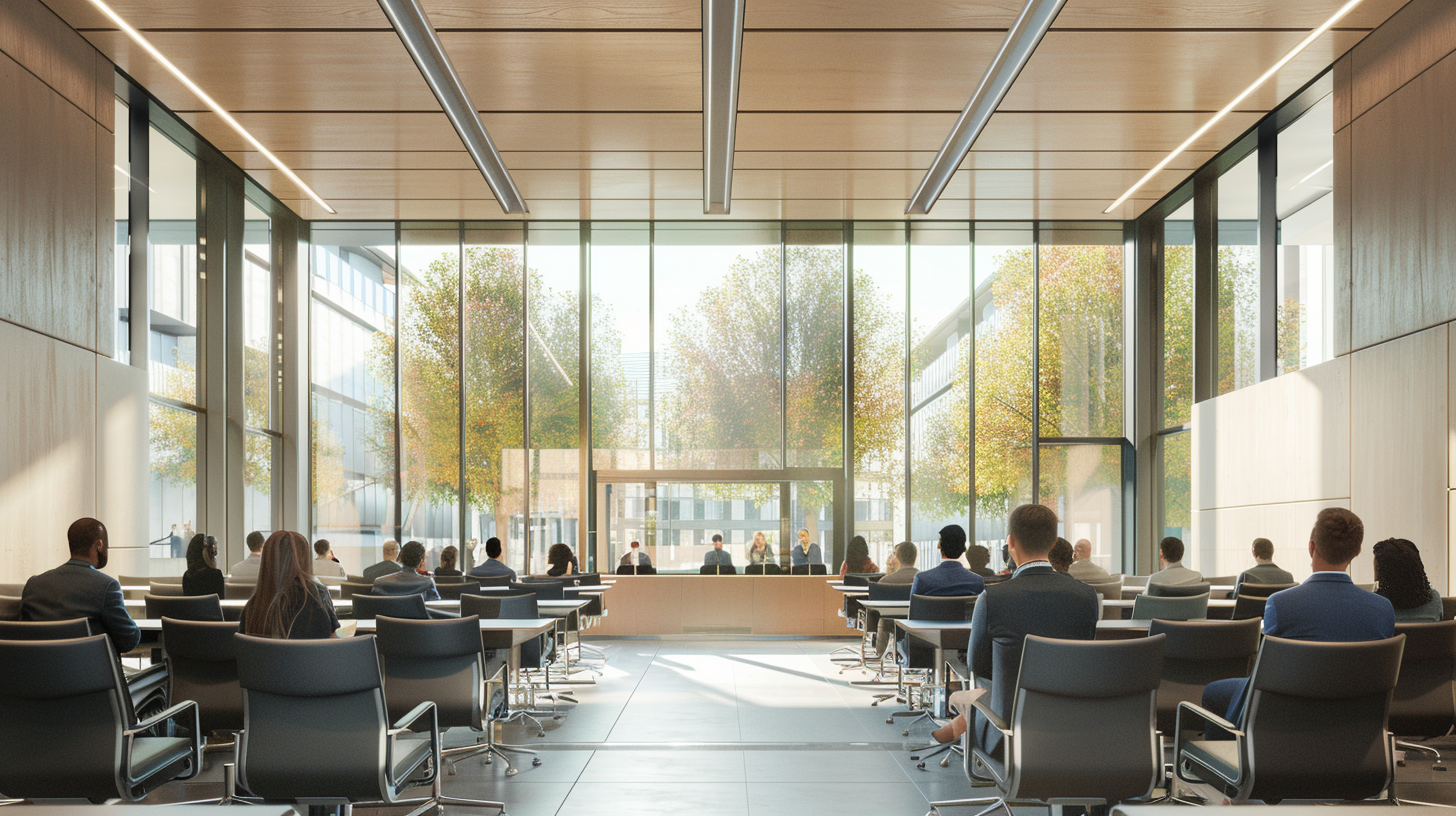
[[1105, 0, 1367, 214], [377, 0, 527, 214], [905, 0, 1068, 216], [703, 0, 746, 215], [84, 0, 336, 214]]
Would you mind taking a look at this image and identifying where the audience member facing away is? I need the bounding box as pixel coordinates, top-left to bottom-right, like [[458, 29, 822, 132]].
[[790, 528, 823, 568], [21, 517, 140, 653], [371, 541, 441, 601], [880, 542, 919, 584], [1374, 538, 1443, 622], [620, 539, 653, 569], [910, 525, 984, 597], [229, 530, 265, 582], [311, 539, 347, 579], [1147, 536, 1204, 589], [1067, 539, 1113, 584], [967, 544, 996, 579], [702, 535, 733, 569], [933, 504, 1099, 749], [1201, 507, 1395, 733], [182, 534, 224, 597], [241, 531, 341, 639], [469, 536, 517, 582], [840, 535, 879, 578], [547, 543, 580, 577], [362, 539, 402, 581], [1048, 538, 1074, 573], [434, 545, 462, 578], [1233, 537, 1296, 595]]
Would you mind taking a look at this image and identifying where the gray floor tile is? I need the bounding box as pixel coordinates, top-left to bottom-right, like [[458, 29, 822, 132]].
[[746, 781, 931, 816], [579, 750, 747, 783], [556, 781, 750, 816]]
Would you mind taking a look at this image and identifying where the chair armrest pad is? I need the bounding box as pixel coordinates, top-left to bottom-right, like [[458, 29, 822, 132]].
[[127, 699, 199, 735], [390, 700, 437, 734], [969, 696, 1011, 737], [1174, 700, 1240, 737]]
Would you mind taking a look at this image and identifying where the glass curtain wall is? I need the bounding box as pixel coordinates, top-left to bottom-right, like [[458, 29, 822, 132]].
[[1276, 93, 1335, 375], [114, 97, 130, 363], [526, 224, 581, 570], [1217, 153, 1260, 395], [1160, 201, 1195, 550], [242, 200, 278, 537]]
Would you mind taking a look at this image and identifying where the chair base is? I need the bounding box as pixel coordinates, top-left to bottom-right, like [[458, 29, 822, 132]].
[[926, 795, 1010, 816]]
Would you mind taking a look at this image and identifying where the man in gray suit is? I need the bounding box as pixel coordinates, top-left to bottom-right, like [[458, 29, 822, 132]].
[[878, 541, 920, 584], [21, 518, 140, 653], [229, 531, 265, 582], [363, 539, 403, 581], [1067, 539, 1113, 584], [371, 541, 440, 601], [1234, 537, 1296, 595], [1147, 536, 1204, 590]]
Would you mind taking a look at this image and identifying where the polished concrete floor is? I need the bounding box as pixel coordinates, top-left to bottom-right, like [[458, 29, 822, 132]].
[[143, 636, 1456, 815]]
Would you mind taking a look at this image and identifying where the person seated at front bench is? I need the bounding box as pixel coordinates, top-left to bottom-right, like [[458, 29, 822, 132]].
[[839, 535, 878, 578], [546, 543, 579, 577], [746, 531, 772, 566], [790, 529, 823, 568], [703, 534, 734, 569], [241, 531, 341, 639], [372, 541, 440, 601]]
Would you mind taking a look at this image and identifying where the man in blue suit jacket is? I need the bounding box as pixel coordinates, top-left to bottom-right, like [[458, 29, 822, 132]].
[[1202, 507, 1395, 726], [21, 518, 140, 653], [910, 525, 985, 597]]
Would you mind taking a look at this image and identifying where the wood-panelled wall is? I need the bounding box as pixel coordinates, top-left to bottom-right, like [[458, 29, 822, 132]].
[[0, 0, 142, 583]]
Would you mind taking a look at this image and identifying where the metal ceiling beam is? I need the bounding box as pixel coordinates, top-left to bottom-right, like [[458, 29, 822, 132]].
[[703, 0, 746, 215]]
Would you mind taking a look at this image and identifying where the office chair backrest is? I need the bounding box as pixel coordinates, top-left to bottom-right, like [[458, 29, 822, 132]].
[[1355, 582, 1377, 592], [161, 618, 243, 733], [117, 575, 149, 589], [1390, 620, 1456, 738], [789, 564, 827, 575], [351, 593, 430, 621], [234, 633, 392, 801], [339, 581, 375, 600], [146, 592, 223, 622], [461, 592, 538, 620], [1241, 634, 1405, 802], [512, 581, 564, 600], [1087, 579, 1123, 619], [153, 576, 184, 585], [435, 579, 482, 600], [844, 573, 882, 587], [1131, 592, 1209, 621], [375, 615, 484, 728], [149, 580, 186, 597], [224, 582, 255, 601], [575, 573, 601, 586], [866, 581, 913, 601], [433, 575, 468, 584], [0, 595, 21, 621], [1146, 581, 1211, 598], [909, 593, 975, 622], [471, 574, 511, 587], [1443, 597, 1456, 622], [1236, 582, 1295, 599], [0, 583, 25, 599], [0, 634, 130, 802], [1231, 595, 1268, 621], [1007, 634, 1165, 803], [1147, 618, 1260, 734], [1205, 576, 1238, 589], [0, 618, 92, 640]]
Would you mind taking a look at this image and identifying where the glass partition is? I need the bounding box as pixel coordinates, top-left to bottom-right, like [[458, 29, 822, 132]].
[[1217, 153, 1260, 395], [851, 223, 907, 568]]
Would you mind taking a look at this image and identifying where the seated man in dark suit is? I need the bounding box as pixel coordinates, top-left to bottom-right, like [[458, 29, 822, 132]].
[[362, 539, 403, 581], [468, 536, 518, 582], [1201, 507, 1395, 729], [371, 540, 441, 601], [703, 534, 734, 570], [21, 517, 140, 653], [931, 504, 1100, 754], [1233, 536, 1297, 595], [910, 525, 984, 597]]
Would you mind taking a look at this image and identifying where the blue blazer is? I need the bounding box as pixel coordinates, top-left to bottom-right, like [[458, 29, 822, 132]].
[[790, 543, 823, 567], [21, 559, 141, 653], [1264, 572, 1395, 641], [910, 560, 985, 597]]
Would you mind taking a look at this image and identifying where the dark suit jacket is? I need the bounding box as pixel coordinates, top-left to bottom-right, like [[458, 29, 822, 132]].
[[969, 563, 1100, 754], [21, 559, 141, 653], [704, 549, 734, 567], [910, 561, 985, 597], [468, 559, 518, 582], [1234, 562, 1297, 595], [790, 542, 823, 567], [371, 569, 441, 601], [183, 567, 225, 598], [363, 560, 403, 582], [1264, 572, 1394, 641]]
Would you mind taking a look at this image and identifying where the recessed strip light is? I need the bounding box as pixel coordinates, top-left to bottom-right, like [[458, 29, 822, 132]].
[[377, 0, 527, 214], [1104, 0, 1366, 214], [85, 0, 336, 214], [906, 0, 1068, 216], [703, 0, 746, 215]]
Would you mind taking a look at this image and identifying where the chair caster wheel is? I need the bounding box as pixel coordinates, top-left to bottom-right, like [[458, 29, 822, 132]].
[[506, 768, 518, 777], [537, 731, 546, 737], [532, 758, 543, 766], [940, 757, 952, 768], [447, 762, 458, 776], [903, 729, 910, 737], [917, 762, 926, 771], [886, 717, 894, 724], [871, 701, 879, 707]]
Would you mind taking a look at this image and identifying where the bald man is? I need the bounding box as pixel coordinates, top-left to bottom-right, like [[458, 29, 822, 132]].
[[1066, 539, 1113, 584]]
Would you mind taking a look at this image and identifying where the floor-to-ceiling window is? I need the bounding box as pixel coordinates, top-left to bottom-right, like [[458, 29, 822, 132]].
[[1159, 200, 1195, 553], [1217, 153, 1261, 395], [1276, 93, 1335, 375], [242, 199, 279, 538]]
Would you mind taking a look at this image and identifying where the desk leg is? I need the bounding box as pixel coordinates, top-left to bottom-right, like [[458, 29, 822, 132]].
[[932, 645, 949, 719]]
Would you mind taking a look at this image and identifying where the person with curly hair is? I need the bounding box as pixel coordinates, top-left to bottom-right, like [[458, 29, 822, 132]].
[[546, 543, 578, 577], [1374, 538, 1443, 622]]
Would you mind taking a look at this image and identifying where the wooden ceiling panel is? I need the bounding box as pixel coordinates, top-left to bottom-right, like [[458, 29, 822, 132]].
[[1005, 29, 1365, 112], [744, 0, 1022, 30], [1051, 0, 1410, 30], [739, 32, 1004, 111], [84, 30, 699, 112], [226, 151, 707, 171], [41, 0, 697, 31]]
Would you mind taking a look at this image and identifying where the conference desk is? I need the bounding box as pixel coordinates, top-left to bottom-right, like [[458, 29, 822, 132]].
[[590, 574, 848, 636], [121, 597, 591, 616]]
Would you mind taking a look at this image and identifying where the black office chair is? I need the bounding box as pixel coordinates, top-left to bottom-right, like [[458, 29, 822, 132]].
[[160, 617, 244, 784], [146, 593, 224, 622], [1176, 634, 1406, 803], [436, 579, 483, 601], [1390, 620, 1456, 772], [0, 583, 27, 598], [149, 580, 186, 597], [615, 565, 656, 575], [699, 564, 739, 575], [1234, 582, 1295, 599], [859, 580, 915, 672], [1087, 579, 1124, 620], [1231, 595, 1269, 621], [744, 564, 782, 575], [234, 634, 440, 810], [352, 593, 431, 621], [563, 573, 600, 587], [844, 573, 883, 587], [1130, 592, 1209, 621], [0, 618, 92, 640], [790, 564, 827, 575], [339, 580, 375, 600], [0, 634, 201, 802], [461, 593, 563, 730], [511, 581, 564, 601], [0, 595, 20, 622], [1146, 581, 1211, 598], [375, 616, 524, 799], [928, 635, 1165, 816], [470, 574, 512, 587], [891, 594, 977, 734], [223, 582, 255, 601], [1148, 618, 1260, 735], [1443, 597, 1456, 622]]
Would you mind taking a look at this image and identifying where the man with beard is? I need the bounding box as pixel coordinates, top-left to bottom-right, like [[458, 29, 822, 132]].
[[21, 517, 140, 653]]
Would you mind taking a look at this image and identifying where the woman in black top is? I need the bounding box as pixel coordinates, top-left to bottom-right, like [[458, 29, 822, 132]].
[[434, 544, 462, 578], [182, 534, 225, 597], [546, 543, 578, 577], [241, 530, 340, 639]]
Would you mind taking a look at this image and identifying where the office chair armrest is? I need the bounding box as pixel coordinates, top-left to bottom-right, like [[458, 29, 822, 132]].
[[968, 696, 1011, 738], [387, 700, 440, 789], [124, 700, 202, 783], [1173, 700, 1241, 740], [390, 700, 438, 734]]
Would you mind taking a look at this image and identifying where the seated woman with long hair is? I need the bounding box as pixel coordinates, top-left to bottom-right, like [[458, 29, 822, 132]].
[[182, 533, 224, 597], [546, 543, 578, 577], [241, 531, 341, 639], [746, 531, 772, 565], [839, 535, 878, 578], [1374, 538, 1444, 623], [435, 545, 462, 577]]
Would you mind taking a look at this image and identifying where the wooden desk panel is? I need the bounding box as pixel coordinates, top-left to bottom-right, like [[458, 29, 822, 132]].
[[591, 575, 848, 636]]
